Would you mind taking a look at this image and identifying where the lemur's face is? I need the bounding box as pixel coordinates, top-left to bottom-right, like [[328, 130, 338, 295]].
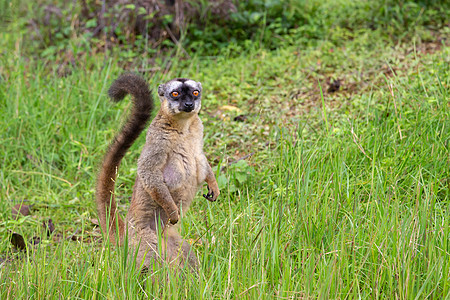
[[158, 78, 202, 116]]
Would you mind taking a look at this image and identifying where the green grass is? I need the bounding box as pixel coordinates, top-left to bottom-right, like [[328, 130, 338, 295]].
[[1, 6, 450, 299]]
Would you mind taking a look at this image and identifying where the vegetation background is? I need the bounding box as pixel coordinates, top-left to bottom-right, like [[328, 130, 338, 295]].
[[0, 0, 449, 298]]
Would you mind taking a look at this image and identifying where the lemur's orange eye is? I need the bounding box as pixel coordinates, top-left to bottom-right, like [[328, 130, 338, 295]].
[[171, 91, 179, 97], [193, 90, 199, 96]]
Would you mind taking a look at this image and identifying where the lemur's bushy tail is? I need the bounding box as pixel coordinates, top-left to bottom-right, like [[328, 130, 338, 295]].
[[95, 73, 154, 244]]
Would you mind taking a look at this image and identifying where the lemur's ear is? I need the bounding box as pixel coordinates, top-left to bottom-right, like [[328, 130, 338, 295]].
[[197, 82, 202, 91], [158, 84, 165, 97]]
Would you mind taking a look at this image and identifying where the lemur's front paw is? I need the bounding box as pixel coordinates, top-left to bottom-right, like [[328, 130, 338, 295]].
[[203, 185, 220, 202], [168, 210, 179, 225]]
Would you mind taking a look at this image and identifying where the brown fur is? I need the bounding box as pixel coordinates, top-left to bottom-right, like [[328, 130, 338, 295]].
[[95, 73, 219, 269]]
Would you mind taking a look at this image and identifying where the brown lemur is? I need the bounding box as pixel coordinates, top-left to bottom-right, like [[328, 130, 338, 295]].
[[95, 73, 220, 268]]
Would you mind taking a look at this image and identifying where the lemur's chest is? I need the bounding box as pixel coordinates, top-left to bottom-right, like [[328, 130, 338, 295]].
[[163, 133, 203, 189]]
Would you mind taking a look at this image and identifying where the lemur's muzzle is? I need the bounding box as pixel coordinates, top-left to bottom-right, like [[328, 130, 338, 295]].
[[182, 102, 194, 112]]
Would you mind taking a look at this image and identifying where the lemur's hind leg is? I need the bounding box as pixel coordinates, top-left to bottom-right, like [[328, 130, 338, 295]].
[[163, 227, 199, 269]]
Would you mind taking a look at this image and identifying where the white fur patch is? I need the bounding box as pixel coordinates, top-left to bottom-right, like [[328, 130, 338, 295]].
[[166, 81, 183, 92], [184, 80, 199, 89]]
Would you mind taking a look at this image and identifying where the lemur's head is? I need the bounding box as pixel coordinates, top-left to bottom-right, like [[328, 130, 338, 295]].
[[158, 78, 202, 117]]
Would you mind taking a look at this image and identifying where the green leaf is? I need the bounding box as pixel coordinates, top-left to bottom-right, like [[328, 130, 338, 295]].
[[138, 7, 147, 15], [217, 174, 228, 190], [235, 172, 248, 184], [85, 19, 97, 28]]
